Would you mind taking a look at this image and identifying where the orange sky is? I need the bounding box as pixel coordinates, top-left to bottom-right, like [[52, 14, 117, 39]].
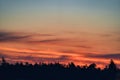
[[0, 0, 120, 68], [0, 31, 120, 68]]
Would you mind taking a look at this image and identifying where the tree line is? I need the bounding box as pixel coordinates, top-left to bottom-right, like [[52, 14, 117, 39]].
[[0, 57, 120, 80]]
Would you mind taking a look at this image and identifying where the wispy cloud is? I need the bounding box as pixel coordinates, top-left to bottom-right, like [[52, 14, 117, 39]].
[[58, 49, 83, 56], [26, 38, 69, 47], [33, 33, 55, 37], [100, 33, 113, 37], [87, 53, 120, 60], [1, 54, 71, 63], [0, 31, 30, 42], [0, 31, 59, 43], [28, 39, 65, 43], [76, 45, 92, 49]]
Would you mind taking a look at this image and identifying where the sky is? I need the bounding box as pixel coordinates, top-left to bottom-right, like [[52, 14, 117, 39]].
[[0, 0, 120, 68]]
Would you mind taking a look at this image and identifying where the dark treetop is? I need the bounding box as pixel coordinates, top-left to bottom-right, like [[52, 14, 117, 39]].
[[0, 57, 120, 80]]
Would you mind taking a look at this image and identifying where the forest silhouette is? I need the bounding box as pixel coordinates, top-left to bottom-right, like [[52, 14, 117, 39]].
[[0, 57, 120, 80]]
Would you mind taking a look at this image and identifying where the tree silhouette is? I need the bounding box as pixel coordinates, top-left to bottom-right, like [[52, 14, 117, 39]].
[[1, 57, 6, 63], [109, 59, 117, 71], [0, 57, 119, 80]]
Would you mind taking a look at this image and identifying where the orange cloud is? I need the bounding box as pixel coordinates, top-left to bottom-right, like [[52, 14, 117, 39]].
[[0, 31, 120, 68]]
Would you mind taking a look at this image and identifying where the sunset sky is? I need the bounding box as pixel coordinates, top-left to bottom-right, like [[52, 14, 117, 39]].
[[0, 0, 120, 68]]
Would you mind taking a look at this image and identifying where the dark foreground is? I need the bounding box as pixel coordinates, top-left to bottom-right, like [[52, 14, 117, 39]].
[[0, 57, 120, 80]]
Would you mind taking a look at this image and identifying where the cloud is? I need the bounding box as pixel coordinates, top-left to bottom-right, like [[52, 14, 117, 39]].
[[28, 38, 65, 44], [0, 50, 71, 63], [9, 55, 71, 63], [33, 33, 55, 36], [76, 45, 92, 49], [59, 50, 79, 55], [43, 55, 71, 62], [87, 53, 120, 60], [60, 50, 76, 53], [0, 31, 57, 43], [100, 34, 113, 37], [37, 39, 63, 43], [0, 31, 30, 42]]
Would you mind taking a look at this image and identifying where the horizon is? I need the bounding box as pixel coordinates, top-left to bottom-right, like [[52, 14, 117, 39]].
[[0, 57, 119, 69], [0, 0, 120, 68]]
